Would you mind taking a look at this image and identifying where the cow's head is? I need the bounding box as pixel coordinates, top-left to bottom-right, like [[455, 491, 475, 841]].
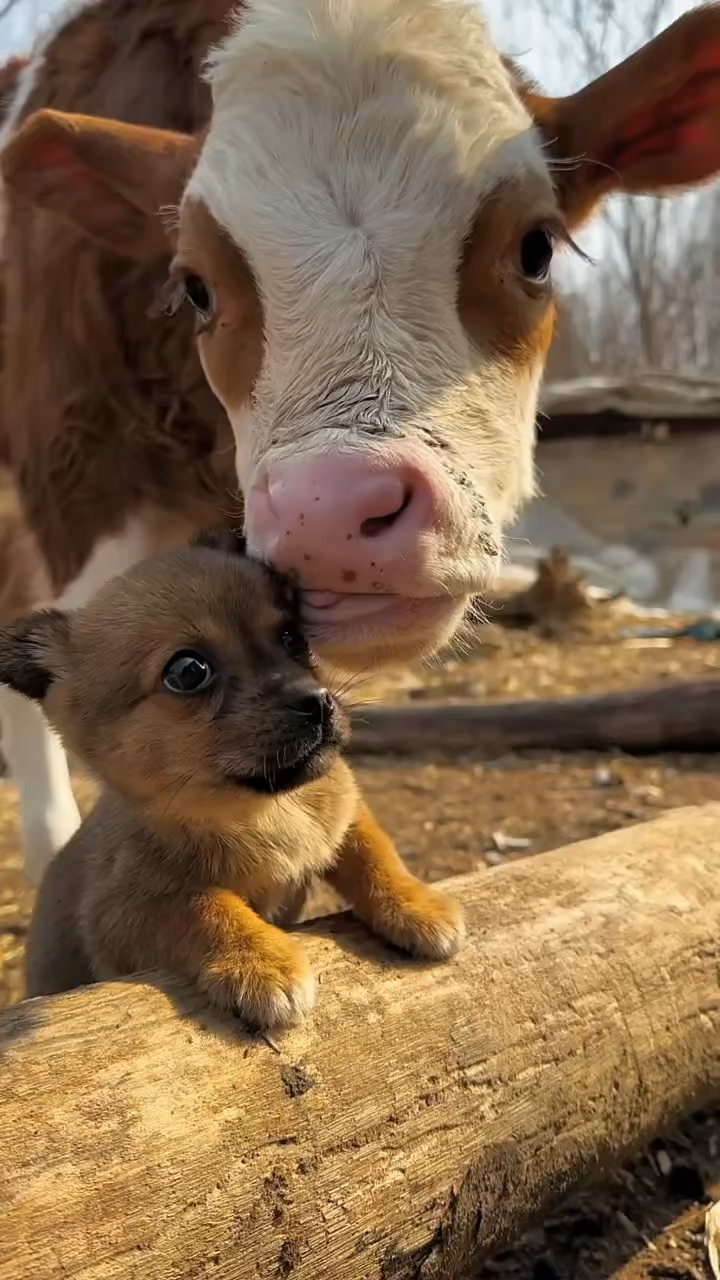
[[4, 1, 720, 667]]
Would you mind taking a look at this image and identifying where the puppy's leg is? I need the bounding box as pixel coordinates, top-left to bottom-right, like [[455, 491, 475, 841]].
[[329, 803, 465, 960], [92, 889, 316, 1029], [25, 841, 93, 997]]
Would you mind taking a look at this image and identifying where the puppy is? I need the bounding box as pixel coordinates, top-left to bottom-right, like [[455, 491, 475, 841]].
[[1, 531, 463, 1028]]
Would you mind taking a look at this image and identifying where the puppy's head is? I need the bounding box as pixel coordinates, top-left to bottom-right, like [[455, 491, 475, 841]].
[[0, 530, 349, 820]]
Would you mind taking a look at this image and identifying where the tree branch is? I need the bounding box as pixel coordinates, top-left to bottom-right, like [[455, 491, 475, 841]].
[[0, 0, 24, 23]]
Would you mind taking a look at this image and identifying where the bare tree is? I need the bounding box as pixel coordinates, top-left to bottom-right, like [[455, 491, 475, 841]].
[[540, 0, 678, 368], [501, 0, 717, 377], [0, 0, 53, 55]]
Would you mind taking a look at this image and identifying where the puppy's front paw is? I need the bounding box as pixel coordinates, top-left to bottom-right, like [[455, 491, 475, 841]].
[[199, 932, 317, 1029], [371, 879, 465, 960]]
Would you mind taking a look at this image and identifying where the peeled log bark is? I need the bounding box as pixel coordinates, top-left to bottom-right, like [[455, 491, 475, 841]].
[[2, 806, 720, 1280], [349, 678, 720, 755]]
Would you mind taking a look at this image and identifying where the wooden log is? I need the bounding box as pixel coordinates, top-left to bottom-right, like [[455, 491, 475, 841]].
[[1, 805, 720, 1280], [349, 678, 720, 755]]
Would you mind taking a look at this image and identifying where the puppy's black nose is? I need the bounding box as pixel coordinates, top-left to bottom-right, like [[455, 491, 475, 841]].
[[287, 688, 335, 726]]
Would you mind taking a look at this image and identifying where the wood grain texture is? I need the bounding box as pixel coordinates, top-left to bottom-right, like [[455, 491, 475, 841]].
[[348, 679, 720, 755], [1, 805, 720, 1280]]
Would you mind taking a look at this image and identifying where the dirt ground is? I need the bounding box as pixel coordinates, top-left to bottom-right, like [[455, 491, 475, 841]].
[[1, 606, 719, 1278]]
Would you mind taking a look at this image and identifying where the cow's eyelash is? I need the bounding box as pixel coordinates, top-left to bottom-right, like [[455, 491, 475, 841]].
[[158, 272, 187, 318], [148, 272, 186, 320]]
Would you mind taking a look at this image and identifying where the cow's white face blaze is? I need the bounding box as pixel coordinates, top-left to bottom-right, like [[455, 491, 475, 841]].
[[5, 1, 720, 667], [176, 0, 557, 663]]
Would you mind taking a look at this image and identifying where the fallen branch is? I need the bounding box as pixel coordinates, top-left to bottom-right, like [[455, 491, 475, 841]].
[[349, 678, 720, 755], [1, 805, 720, 1278]]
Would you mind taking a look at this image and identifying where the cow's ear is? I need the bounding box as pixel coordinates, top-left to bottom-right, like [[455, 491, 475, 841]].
[[1, 109, 198, 258], [509, 5, 720, 226]]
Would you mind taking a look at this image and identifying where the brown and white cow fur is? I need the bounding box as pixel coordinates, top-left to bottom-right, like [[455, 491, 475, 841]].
[[1, 0, 720, 883]]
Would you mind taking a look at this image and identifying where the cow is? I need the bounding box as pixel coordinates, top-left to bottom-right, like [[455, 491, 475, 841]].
[[1, 0, 720, 883]]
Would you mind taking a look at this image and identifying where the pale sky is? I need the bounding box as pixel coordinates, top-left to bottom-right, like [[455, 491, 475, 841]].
[[0, 0, 702, 286], [0, 0, 694, 90]]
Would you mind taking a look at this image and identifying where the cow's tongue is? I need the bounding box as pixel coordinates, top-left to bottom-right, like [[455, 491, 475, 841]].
[[301, 590, 396, 623]]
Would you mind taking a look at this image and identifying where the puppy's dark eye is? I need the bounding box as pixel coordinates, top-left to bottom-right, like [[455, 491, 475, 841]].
[[519, 227, 554, 282], [162, 650, 216, 695], [279, 625, 308, 659]]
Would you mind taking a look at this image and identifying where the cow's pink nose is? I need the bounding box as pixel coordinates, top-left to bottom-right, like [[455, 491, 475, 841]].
[[246, 453, 439, 593]]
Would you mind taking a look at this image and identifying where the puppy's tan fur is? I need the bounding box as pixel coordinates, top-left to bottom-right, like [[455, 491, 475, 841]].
[[2, 532, 463, 1027]]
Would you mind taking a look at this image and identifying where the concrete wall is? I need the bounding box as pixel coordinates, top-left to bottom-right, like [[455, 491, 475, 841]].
[[512, 428, 720, 608]]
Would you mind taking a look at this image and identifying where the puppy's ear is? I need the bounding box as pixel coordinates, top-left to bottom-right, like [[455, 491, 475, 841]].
[[192, 526, 247, 558], [0, 610, 70, 701]]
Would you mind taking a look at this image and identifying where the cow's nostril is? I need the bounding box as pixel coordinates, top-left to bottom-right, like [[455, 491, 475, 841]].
[[360, 488, 412, 539], [247, 456, 441, 593]]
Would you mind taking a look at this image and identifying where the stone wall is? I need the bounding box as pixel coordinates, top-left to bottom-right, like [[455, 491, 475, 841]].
[[513, 426, 720, 608]]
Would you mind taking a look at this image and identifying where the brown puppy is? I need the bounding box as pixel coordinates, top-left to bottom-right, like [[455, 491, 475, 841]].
[[1, 531, 463, 1027]]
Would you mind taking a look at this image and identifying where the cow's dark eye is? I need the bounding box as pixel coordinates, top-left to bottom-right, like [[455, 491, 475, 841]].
[[519, 227, 554, 282], [183, 272, 214, 323], [279, 624, 309, 660], [162, 651, 216, 695]]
